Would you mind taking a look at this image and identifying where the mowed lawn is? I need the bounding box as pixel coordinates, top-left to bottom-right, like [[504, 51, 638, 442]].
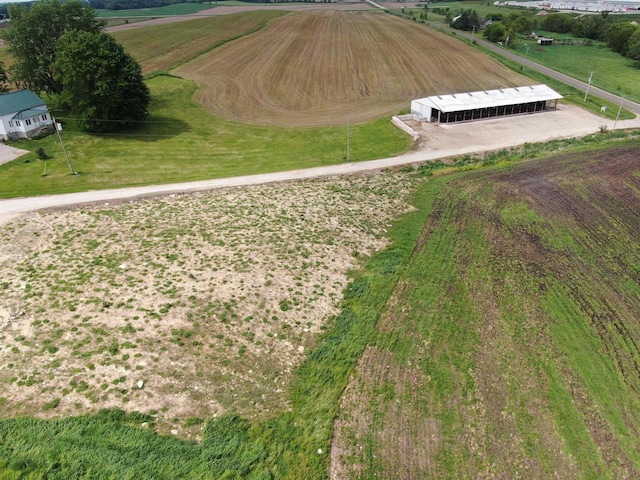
[[512, 41, 640, 104], [0, 75, 410, 198]]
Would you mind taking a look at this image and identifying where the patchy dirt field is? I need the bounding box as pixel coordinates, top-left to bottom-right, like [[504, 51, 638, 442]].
[[0, 171, 420, 437], [105, 1, 374, 33], [174, 10, 527, 127], [331, 146, 640, 478], [112, 11, 288, 75]]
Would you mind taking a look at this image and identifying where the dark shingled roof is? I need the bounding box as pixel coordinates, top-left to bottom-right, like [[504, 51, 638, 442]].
[[0, 90, 46, 116]]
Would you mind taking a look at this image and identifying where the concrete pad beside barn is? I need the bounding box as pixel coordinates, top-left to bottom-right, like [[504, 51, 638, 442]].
[[0, 144, 29, 166], [407, 104, 630, 157]]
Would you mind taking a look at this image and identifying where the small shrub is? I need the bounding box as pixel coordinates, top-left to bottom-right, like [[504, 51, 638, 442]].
[[171, 328, 194, 339], [43, 398, 60, 410], [36, 147, 48, 160], [279, 299, 292, 311], [185, 417, 204, 427]]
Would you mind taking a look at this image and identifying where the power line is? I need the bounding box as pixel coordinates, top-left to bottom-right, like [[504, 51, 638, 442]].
[[52, 116, 177, 124]]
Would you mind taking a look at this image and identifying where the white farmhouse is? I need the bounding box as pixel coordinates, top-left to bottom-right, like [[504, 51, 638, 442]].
[[0, 90, 54, 141]]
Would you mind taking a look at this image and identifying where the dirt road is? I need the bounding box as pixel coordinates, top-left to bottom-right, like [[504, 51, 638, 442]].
[[2, 104, 637, 226]]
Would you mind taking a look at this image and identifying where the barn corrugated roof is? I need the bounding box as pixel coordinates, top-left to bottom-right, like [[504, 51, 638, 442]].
[[0, 90, 47, 116], [412, 85, 563, 113]]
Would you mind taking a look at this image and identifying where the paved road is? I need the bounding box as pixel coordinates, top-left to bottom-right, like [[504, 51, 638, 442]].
[[424, 21, 640, 115]]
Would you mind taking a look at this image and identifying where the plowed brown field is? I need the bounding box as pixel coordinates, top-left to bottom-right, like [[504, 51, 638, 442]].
[[174, 11, 527, 126]]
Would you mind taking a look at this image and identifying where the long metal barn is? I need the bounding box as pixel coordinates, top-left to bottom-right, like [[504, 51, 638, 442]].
[[410, 85, 563, 124]]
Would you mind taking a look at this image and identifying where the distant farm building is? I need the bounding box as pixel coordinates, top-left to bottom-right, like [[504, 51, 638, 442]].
[[0, 90, 54, 141], [410, 85, 562, 124], [537, 37, 554, 45]]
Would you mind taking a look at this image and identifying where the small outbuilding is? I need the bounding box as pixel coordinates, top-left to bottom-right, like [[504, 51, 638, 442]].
[[410, 84, 562, 124], [0, 90, 54, 141], [537, 37, 554, 45]]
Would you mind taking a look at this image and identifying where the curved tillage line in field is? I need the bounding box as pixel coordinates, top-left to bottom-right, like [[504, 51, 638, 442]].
[[175, 11, 527, 127]]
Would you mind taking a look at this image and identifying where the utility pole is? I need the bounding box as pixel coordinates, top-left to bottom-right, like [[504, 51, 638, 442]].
[[613, 96, 624, 132], [346, 113, 351, 162], [53, 117, 76, 175], [584, 71, 593, 103], [522, 44, 529, 72]]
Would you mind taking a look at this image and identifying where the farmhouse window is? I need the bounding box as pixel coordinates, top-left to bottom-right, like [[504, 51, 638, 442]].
[[15, 120, 21, 126], [42, 114, 47, 121], [26, 119, 32, 126]]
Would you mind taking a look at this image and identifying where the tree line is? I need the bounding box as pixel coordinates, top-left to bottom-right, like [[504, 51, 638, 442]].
[[536, 12, 640, 60], [87, 0, 327, 9], [88, 0, 205, 11], [2, 0, 150, 133], [447, 8, 640, 62]]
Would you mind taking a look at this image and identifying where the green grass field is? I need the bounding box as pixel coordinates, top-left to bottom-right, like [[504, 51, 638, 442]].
[[399, 7, 640, 105], [512, 41, 640, 103], [0, 75, 410, 199], [461, 37, 636, 119]]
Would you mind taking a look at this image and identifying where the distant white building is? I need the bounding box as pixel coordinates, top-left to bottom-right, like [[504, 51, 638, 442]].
[[410, 85, 563, 123], [511, 0, 640, 12], [0, 90, 54, 141]]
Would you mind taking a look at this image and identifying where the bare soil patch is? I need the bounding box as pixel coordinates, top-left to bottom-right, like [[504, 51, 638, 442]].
[[111, 11, 288, 75], [174, 10, 527, 127], [0, 171, 419, 437], [105, 2, 373, 32]]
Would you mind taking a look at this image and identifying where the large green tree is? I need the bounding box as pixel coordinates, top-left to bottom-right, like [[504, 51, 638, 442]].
[[627, 29, 640, 61], [6, 0, 102, 95], [53, 31, 150, 133], [484, 22, 508, 43], [604, 22, 637, 55], [0, 61, 9, 94]]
